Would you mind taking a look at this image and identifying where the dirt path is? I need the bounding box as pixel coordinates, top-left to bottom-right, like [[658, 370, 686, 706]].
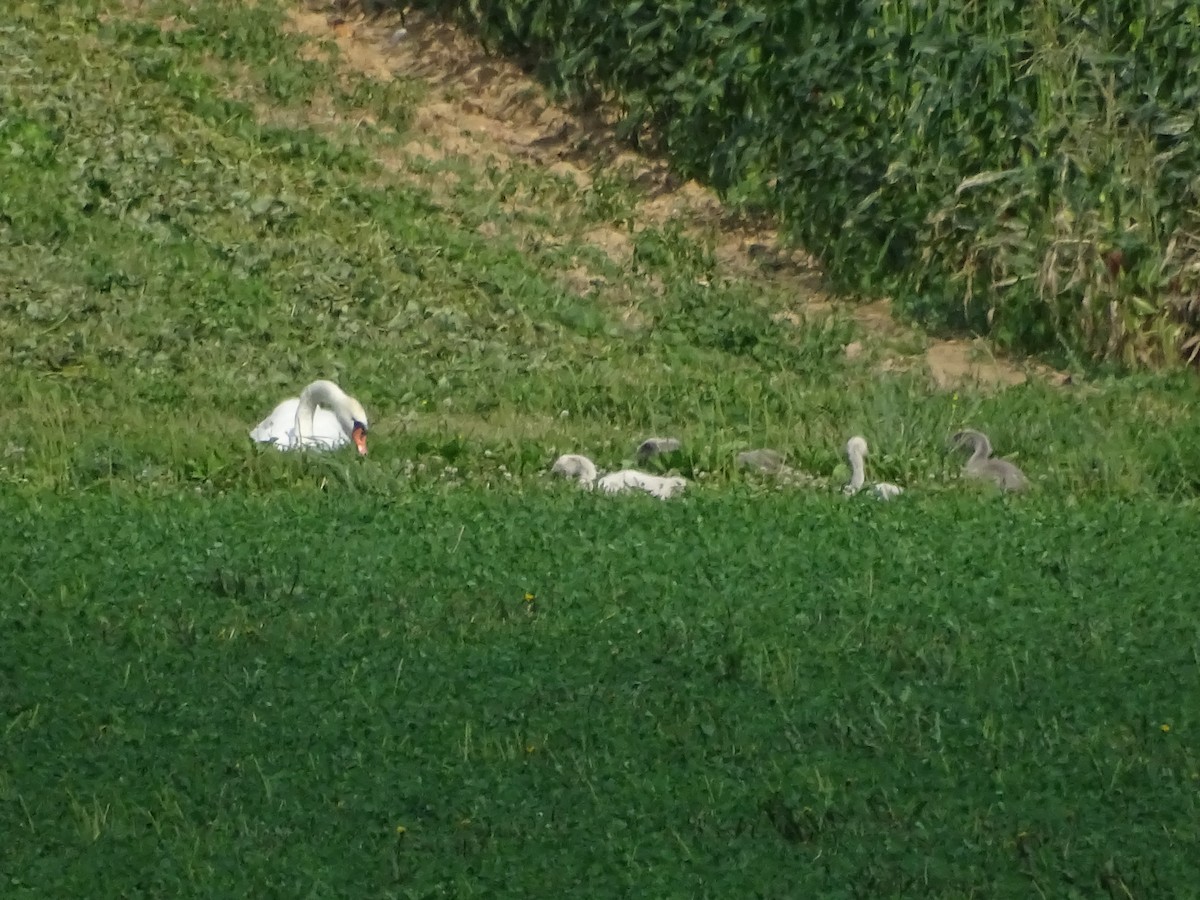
[[286, 2, 1060, 390]]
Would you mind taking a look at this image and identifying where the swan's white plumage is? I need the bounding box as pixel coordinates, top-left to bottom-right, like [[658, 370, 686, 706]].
[[551, 453, 687, 500], [250, 398, 344, 451], [598, 469, 688, 500], [250, 380, 369, 455], [844, 435, 904, 501]]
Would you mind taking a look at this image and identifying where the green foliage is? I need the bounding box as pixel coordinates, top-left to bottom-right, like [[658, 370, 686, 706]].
[[3, 0, 1200, 503], [3, 490, 1199, 896], [3, 3, 1200, 893], [0, 0, 861, 445], [414, 0, 1200, 366]]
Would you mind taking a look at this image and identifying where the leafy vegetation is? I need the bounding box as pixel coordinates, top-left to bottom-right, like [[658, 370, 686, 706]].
[[2, 0, 1200, 895], [2, 0, 1199, 497], [5, 491, 1200, 896], [422, 0, 1200, 366]]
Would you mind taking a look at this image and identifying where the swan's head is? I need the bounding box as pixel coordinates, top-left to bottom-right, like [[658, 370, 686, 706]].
[[846, 435, 869, 460], [551, 454, 598, 486], [342, 399, 369, 456], [300, 380, 369, 456]]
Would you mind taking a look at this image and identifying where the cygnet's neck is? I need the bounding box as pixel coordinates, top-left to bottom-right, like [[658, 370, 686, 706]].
[[960, 430, 993, 466]]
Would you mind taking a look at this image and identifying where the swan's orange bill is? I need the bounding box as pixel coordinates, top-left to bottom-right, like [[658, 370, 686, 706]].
[[352, 425, 368, 456]]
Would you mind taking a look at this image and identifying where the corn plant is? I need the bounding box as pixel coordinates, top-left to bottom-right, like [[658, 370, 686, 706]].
[[412, 0, 1200, 367]]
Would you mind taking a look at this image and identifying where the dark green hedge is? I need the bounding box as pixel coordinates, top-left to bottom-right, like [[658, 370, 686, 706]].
[[406, 0, 1200, 366]]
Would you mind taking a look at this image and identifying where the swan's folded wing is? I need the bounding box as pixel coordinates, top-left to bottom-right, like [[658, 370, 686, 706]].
[[250, 398, 300, 448], [250, 399, 351, 452], [302, 407, 350, 450], [598, 470, 687, 500], [596, 470, 639, 495]]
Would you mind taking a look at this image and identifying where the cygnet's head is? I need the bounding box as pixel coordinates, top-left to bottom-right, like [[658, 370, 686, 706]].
[[636, 437, 682, 460], [846, 435, 869, 459], [948, 429, 990, 457]]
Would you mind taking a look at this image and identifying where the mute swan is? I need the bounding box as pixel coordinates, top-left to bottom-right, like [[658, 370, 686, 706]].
[[844, 436, 904, 500], [636, 437, 682, 460], [250, 380, 369, 456], [950, 429, 1029, 492], [551, 453, 687, 500]]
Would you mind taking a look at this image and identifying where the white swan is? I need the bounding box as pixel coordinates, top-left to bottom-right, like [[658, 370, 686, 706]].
[[950, 429, 1029, 492], [250, 380, 369, 455], [551, 453, 687, 500], [844, 436, 904, 500]]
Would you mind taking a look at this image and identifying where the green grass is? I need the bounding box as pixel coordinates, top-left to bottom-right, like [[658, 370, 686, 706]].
[[2, 0, 1200, 894], [2, 0, 1199, 497], [3, 491, 1199, 896]]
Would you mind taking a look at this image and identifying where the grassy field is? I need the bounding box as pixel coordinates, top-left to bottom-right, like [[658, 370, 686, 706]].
[[5, 491, 1200, 896], [2, 0, 1200, 895]]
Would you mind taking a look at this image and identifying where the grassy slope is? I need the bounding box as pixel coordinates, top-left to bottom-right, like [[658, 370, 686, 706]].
[[1, 0, 1198, 495], [2, 0, 1200, 896]]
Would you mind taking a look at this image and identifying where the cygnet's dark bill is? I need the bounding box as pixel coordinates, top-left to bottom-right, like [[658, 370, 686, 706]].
[[352, 423, 368, 456]]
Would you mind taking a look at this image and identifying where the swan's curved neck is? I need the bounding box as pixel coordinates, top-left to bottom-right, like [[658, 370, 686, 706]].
[[847, 446, 866, 491], [296, 380, 351, 442]]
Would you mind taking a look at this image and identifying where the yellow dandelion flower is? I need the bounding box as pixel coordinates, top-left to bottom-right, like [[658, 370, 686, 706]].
[[395, 824, 407, 834], [1160, 723, 1171, 733], [523, 592, 535, 602]]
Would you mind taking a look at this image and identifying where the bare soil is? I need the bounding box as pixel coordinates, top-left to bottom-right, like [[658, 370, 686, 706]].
[[283, 3, 1063, 390]]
